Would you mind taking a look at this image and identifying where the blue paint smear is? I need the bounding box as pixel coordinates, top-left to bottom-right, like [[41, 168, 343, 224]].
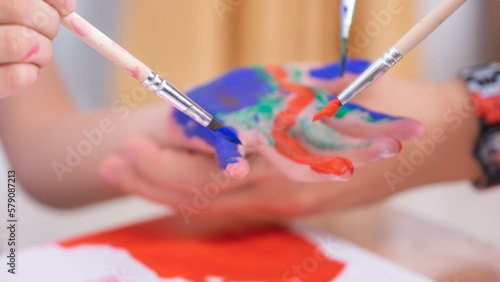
[[214, 127, 242, 145], [174, 67, 275, 169], [309, 59, 370, 79]]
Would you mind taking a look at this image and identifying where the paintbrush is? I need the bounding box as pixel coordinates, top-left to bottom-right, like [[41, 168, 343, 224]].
[[60, 12, 242, 145], [339, 0, 357, 77], [314, 0, 468, 122]]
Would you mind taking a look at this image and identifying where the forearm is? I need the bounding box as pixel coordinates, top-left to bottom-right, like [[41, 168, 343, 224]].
[[399, 77, 482, 188], [312, 77, 484, 213], [1, 103, 171, 207], [0, 64, 172, 207]]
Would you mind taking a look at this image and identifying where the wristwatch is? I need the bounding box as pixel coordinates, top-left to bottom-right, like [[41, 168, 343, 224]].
[[459, 62, 500, 189]]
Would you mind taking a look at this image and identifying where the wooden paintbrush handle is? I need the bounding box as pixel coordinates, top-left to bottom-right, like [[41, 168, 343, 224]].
[[394, 0, 467, 56], [61, 12, 151, 82]]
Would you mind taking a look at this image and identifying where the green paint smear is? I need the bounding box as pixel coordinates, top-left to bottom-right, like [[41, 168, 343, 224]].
[[219, 94, 285, 139], [298, 119, 346, 150], [288, 69, 303, 83], [335, 107, 390, 123], [334, 106, 350, 118], [314, 89, 331, 110]]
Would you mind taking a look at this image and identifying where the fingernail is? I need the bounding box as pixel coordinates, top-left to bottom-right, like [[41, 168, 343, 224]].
[[65, 0, 77, 12], [379, 147, 397, 158], [225, 159, 249, 179]]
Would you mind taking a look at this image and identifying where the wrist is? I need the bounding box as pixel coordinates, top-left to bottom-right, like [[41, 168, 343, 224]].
[[432, 78, 482, 183]]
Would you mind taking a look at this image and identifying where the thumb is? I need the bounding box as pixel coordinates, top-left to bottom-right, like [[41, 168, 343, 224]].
[[45, 0, 77, 17]]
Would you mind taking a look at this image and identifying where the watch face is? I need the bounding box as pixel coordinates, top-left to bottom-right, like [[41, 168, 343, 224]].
[[476, 127, 500, 186], [461, 62, 500, 98], [483, 133, 500, 163]]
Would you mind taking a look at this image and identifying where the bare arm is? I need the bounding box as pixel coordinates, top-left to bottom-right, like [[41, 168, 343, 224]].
[[0, 64, 171, 207]]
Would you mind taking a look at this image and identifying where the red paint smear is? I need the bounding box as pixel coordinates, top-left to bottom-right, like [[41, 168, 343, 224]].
[[126, 66, 141, 80], [60, 218, 345, 281], [71, 18, 91, 37], [267, 66, 353, 176], [313, 99, 341, 122], [22, 44, 40, 61]]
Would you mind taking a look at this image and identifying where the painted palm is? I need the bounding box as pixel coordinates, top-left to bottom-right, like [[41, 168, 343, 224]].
[[173, 59, 423, 181]]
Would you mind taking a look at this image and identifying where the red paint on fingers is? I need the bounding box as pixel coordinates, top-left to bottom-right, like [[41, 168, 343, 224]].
[[22, 44, 40, 61], [267, 67, 354, 177], [313, 99, 341, 122]]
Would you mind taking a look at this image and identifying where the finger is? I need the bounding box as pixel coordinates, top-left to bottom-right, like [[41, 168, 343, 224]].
[[321, 103, 426, 140], [0, 25, 53, 67], [214, 128, 250, 179], [0, 63, 39, 98], [0, 0, 60, 39], [100, 154, 189, 206], [121, 136, 238, 193], [166, 106, 222, 153], [44, 0, 77, 17], [294, 126, 402, 167], [267, 130, 353, 182]]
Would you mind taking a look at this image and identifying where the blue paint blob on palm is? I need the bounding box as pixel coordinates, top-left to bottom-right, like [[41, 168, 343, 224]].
[[309, 59, 370, 79], [174, 67, 276, 169]]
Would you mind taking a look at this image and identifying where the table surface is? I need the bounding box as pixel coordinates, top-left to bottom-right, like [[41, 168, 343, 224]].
[[304, 204, 500, 282]]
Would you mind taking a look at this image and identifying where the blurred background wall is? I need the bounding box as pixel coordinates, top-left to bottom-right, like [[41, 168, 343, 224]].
[[0, 0, 500, 249]]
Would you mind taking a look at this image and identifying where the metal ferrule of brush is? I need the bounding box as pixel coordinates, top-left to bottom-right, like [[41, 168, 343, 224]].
[[337, 47, 402, 104], [142, 71, 212, 127]]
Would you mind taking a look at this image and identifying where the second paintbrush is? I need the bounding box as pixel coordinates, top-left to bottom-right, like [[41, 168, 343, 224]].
[[314, 0, 468, 122], [61, 12, 241, 145]]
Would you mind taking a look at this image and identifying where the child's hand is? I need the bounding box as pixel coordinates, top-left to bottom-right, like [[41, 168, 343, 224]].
[[171, 59, 425, 182], [0, 0, 76, 98], [100, 72, 480, 220]]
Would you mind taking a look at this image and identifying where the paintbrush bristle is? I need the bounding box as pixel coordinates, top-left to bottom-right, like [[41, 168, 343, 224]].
[[208, 119, 243, 145]]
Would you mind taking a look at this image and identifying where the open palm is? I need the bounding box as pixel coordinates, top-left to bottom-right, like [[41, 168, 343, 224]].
[[172, 59, 424, 182]]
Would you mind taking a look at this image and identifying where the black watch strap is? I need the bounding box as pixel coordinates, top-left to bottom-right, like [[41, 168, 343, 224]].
[[459, 62, 500, 189]]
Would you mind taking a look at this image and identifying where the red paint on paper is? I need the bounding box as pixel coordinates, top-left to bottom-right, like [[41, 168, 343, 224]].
[[60, 219, 345, 281], [22, 44, 40, 61]]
